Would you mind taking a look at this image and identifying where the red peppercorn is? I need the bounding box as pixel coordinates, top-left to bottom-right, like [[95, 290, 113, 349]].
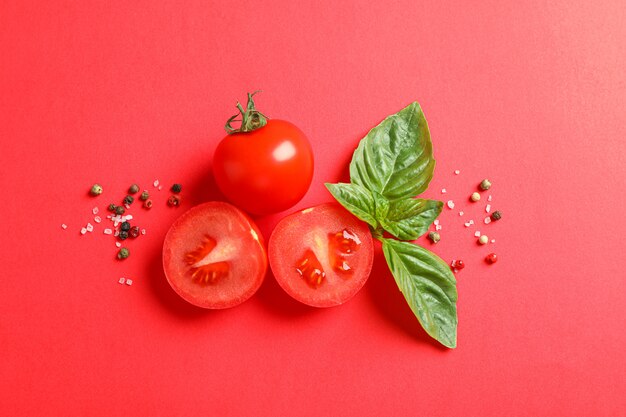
[[450, 259, 465, 272], [485, 253, 498, 264], [129, 226, 141, 238], [143, 199, 153, 209], [167, 195, 181, 207]]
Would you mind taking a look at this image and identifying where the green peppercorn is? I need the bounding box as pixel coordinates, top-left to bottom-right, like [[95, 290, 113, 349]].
[[115, 206, 125, 215], [108, 204, 117, 212], [129, 184, 140, 194], [139, 190, 149, 201], [117, 247, 130, 259], [121, 221, 131, 232], [123, 195, 134, 205], [119, 230, 129, 240], [129, 226, 140, 238], [167, 195, 181, 207], [491, 210, 502, 221], [479, 179, 492, 191], [428, 231, 441, 243], [171, 184, 182, 193], [90, 184, 103, 196], [143, 199, 153, 209]]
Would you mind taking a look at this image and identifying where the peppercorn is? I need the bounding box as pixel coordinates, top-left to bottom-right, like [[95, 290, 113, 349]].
[[115, 206, 125, 215], [139, 190, 149, 201], [427, 231, 441, 243], [90, 184, 103, 196], [479, 179, 492, 191], [129, 184, 140, 194], [470, 192, 481, 202], [143, 199, 153, 209], [120, 221, 131, 232], [167, 195, 181, 207], [108, 203, 117, 212], [491, 210, 502, 221], [450, 260, 465, 271], [478, 235, 489, 245], [129, 226, 140, 238], [123, 195, 134, 205], [485, 253, 498, 264], [117, 247, 130, 260], [118, 230, 129, 240], [171, 183, 182, 193]]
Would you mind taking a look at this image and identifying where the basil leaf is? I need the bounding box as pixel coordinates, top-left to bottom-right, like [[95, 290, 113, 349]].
[[349, 102, 435, 201], [325, 183, 378, 228], [381, 238, 457, 348], [372, 191, 389, 221], [379, 198, 443, 240]]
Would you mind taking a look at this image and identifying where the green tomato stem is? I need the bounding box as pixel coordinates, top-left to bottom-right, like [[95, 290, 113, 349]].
[[224, 91, 269, 134]]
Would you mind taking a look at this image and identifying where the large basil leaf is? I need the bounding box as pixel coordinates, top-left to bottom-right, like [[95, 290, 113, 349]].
[[349, 102, 435, 201], [325, 183, 378, 228], [380, 198, 443, 240], [381, 238, 457, 348]]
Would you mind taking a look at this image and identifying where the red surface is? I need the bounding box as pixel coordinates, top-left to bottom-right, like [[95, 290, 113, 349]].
[[1, 1, 625, 416]]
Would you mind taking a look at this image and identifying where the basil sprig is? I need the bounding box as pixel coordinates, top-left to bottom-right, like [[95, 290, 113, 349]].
[[326, 102, 458, 348]]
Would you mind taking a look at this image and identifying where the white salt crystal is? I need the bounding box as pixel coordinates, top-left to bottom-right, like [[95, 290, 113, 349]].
[[94, 216, 102, 223], [158, 185, 163, 191], [491, 239, 496, 243], [125, 279, 133, 286], [141, 229, 146, 235], [115, 242, 121, 248], [469, 220, 474, 225], [103, 228, 113, 235], [61, 224, 68, 229], [124, 215, 133, 221], [434, 219, 439, 226], [124, 204, 130, 209], [118, 277, 126, 284], [153, 179, 160, 187], [459, 211, 464, 216], [86, 223, 94, 232], [92, 207, 99, 215], [80, 227, 87, 235], [485, 204, 491, 213], [454, 170, 460, 175], [484, 216, 492, 224], [441, 188, 447, 194], [464, 222, 472, 227], [488, 195, 492, 202], [447, 200, 455, 209], [435, 225, 442, 231], [114, 230, 120, 236], [474, 231, 481, 237]]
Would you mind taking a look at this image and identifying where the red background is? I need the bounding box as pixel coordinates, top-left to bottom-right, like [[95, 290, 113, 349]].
[[1, 1, 625, 416]]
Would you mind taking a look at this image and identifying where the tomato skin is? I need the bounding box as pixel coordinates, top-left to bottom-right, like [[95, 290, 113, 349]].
[[268, 203, 374, 308], [162, 201, 267, 309], [212, 119, 314, 216]]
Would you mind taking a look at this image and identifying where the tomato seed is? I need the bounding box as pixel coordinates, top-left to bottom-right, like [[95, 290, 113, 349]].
[[295, 249, 326, 289]]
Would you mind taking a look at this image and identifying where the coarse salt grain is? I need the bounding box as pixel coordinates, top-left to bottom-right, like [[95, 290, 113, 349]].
[[125, 279, 133, 286], [153, 180, 160, 187], [488, 195, 492, 202], [474, 231, 481, 237], [94, 216, 102, 223], [485, 204, 491, 213], [103, 228, 113, 235], [464, 222, 472, 227], [80, 227, 87, 235], [124, 215, 133, 221], [484, 216, 492, 224], [61, 224, 68, 229], [158, 185, 163, 191], [141, 229, 146, 235], [441, 188, 447, 194], [435, 225, 442, 231], [118, 277, 126, 284], [434, 219, 439, 225], [115, 242, 121, 248], [459, 211, 464, 216], [447, 200, 455, 209], [491, 239, 496, 243], [454, 170, 460, 175], [124, 204, 131, 209], [86, 223, 94, 232], [92, 207, 99, 215], [114, 230, 120, 236]]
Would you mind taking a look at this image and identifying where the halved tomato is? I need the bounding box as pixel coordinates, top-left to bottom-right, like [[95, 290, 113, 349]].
[[162, 201, 267, 309], [268, 203, 374, 307]]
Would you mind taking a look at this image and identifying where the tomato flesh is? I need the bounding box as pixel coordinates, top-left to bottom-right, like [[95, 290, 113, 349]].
[[162, 202, 267, 309], [212, 119, 314, 215], [268, 203, 374, 307]]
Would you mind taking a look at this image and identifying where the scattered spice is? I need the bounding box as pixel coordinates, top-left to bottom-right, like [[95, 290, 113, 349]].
[[143, 199, 153, 209], [450, 259, 465, 272], [108, 204, 117, 212], [90, 184, 103, 196], [167, 195, 181, 207], [491, 210, 502, 221], [171, 183, 182, 193], [117, 247, 130, 259], [129, 184, 140, 194], [130, 226, 140, 238], [446, 200, 455, 209], [428, 231, 441, 243], [470, 192, 481, 202], [120, 221, 131, 232], [479, 179, 492, 191], [118, 230, 129, 240], [115, 206, 125, 215], [478, 235, 489, 245], [485, 253, 498, 264], [140, 190, 149, 201], [61, 224, 68, 230], [123, 195, 134, 205]]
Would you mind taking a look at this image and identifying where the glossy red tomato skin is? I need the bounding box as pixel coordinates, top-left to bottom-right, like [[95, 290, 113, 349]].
[[212, 119, 314, 216], [268, 203, 374, 308], [162, 201, 267, 309]]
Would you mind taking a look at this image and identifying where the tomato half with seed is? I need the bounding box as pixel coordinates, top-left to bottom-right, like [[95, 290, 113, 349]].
[[162, 201, 267, 309], [268, 203, 374, 307]]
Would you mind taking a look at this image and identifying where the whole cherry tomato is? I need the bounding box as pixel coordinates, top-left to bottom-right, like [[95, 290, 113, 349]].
[[213, 92, 314, 216]]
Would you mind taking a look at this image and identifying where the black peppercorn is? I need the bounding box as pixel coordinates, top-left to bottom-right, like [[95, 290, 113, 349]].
[[119, 230, 129, 240], [139, 191, 149, 201], [491, 210, 502, 221], [171, 184, 182, 193], [115, 206, 125, 215], [129, 184, 140, 194], [108, 204, 117, 212], [121, 221, 131, 232], [123, 195, 134, 205]]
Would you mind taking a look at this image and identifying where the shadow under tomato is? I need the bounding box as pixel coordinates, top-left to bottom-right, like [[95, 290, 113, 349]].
[[366, 247, 450, 351], [255, 269, 324, 318], [184, 162, 226, 207]]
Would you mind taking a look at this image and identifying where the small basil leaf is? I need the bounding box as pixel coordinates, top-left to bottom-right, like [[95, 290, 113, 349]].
[[381, 238, 457, 348], [380, 199, 443, 240], [349, 102, 435, 201], [325, 182, 378, 228]]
